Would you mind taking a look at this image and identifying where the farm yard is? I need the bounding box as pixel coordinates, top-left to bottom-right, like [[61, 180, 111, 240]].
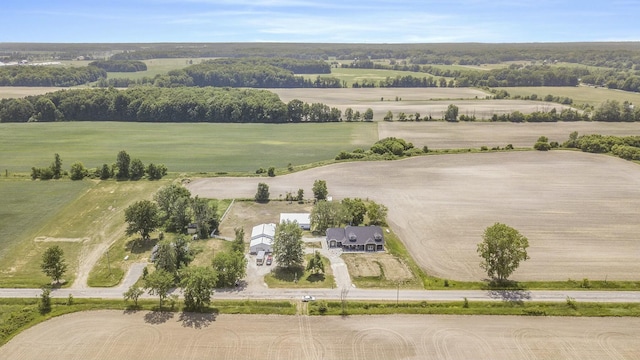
[[187, 150, 640, 282], [2, 311, 640, 359]]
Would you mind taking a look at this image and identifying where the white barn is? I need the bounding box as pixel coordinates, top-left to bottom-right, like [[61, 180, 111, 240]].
[[250, 223, 276, 254], [279, 213, 311, 230]]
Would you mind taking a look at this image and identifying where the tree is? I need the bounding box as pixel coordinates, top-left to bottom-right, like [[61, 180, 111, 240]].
[[297, 188, 304, 202], [51, 153, 62, 179], [231, 227, 245, 253], [255, 182, 270, 202], [212, 251, 247, 287], [344, 107, 354, 121], [312, 179, 328, 201], [69, 161, 87, 180], [364, 108, 374, 121], [367, 201, 388, 226], [383, 110, 394, 121], [174, 236, 194, 271], [124, 200, 160, 241], [306, 251, 325, 274], [267, 167, 276, 177], [41, 245, 67, 284], [154, 184, 192, 232], [534, 135, 551, 151], [153, 239, 178, 274], [310, 200, 344, 234], [341, 198, 367, 226], [129, 158, 145, 180], [191, 196, 219, 239], [116, 150, 131, 180], [39, 287, 52, 314], [99, 163, 111, 180], [144, 269, 174, 307], [123, 285, 144, 307], [180, 266, 218, 311], [273, 220, 304, 268], [477, 222, 530, 282], [445, 104, 459, 121]]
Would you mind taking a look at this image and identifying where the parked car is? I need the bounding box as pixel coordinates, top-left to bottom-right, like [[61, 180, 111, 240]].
[[266, 255, 273, 265], [302, 295, 315, 302]]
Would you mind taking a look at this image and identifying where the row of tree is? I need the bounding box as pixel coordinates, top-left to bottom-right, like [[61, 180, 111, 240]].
[[0, 65, 105, 87], [0, 87, 343, 123], [31, 151, 167, 181]]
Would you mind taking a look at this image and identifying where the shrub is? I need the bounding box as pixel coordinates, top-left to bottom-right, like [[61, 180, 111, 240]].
[[463, 297, 469, 308]]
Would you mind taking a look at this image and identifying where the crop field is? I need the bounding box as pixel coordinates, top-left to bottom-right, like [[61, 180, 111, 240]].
[[0, 122, 377, 174], [270, 88, 570, 121], [2, 311, 640, 359], [105, 57, 210, 80], [0, 179, 164, 288], [495, 86, 640, 107], [302, 67, 446, 87], [379, 121, 640, 149], [187, 150, 640, 282]]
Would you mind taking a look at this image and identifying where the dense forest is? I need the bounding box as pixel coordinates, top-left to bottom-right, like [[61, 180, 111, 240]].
[[0, 87, 345, 123], [0, 66, 105, 86]]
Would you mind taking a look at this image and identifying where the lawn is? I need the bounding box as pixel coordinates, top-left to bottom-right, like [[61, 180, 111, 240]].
[[0, 122, 378, 174]]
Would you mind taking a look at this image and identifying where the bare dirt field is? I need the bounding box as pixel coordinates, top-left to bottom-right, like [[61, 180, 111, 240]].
[[0, 86, 70, 98], [187, 151, 640, 281], [269, 88, 570, 120], [2, 310, 640, 359], [379, 121, 640, 149]]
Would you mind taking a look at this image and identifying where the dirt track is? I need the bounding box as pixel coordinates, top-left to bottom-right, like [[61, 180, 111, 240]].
[[2, 310, 640, 359], [187, 151, 640, 281]]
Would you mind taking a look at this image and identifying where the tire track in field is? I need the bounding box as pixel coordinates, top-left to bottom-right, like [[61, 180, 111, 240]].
[[351, 327, 415, 360]]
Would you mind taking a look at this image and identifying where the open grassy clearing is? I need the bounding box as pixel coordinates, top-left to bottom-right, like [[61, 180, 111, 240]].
[[187, 151, 640, 282], [379, 121, 640, 150], [3, 310, 640, 359], [495, 85, 640, 107], [105, 57, 210, 80], [0, 122, 377, 174], [0, 86, 73, 99], [0, 179, 166, 288]]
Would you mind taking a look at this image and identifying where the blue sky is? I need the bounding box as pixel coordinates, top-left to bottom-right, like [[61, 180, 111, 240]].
[[2, 0, 639, 43]]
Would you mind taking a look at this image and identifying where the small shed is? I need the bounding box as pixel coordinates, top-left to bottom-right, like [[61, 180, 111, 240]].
[[280, 213, 311, 230]]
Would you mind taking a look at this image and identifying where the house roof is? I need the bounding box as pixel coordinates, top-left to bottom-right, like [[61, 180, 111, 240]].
[[251, 223, 276, 240], [326, 225, 384, 246], [250, 236, 273, 249], [280, 213, 311, 225]]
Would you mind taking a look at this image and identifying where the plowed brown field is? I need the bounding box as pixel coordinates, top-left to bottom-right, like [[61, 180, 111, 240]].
[[2, 311, 640, 360], [187, 151, 640, 281]]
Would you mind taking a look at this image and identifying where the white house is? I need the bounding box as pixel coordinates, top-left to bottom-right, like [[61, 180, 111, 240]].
[[279, 213, 311, 230], [250, 223, 276, 254]]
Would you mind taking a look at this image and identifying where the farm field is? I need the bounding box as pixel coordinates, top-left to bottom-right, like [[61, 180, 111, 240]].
[[105, 57, 209, 80], [494, 86, 640, 107], [379, 121, 640, 149], [186, 150, 640, 282], [2, 310, 640, 359], [269, 87, 570, 120], [0, 86, 71, 98], [0, 122, 377, 174], [302, 66, 445, 87]]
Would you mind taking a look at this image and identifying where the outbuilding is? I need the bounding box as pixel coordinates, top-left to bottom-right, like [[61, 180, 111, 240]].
[[279, 213, 311, 230], [250, 223, 276, 254]]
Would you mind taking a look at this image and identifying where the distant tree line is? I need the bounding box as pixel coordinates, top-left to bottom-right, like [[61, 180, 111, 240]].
[[0, 87, 343, 123], [88, 60, 147, 72], [0, 65, 105, 86]]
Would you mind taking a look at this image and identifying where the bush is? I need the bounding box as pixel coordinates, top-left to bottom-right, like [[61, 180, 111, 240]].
[[38, 288, 52, 314]]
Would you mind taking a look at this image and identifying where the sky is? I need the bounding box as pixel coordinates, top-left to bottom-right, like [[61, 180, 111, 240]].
[[1, 0, 639, 43]]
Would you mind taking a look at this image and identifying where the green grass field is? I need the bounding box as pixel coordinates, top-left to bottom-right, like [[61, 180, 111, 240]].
[[0, 122, 378, 174], [495, 86, 640, 107], [105, 58, 210, 80]]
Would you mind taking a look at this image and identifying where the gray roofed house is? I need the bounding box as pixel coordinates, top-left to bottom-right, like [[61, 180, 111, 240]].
[[326, 225, 385, 252]]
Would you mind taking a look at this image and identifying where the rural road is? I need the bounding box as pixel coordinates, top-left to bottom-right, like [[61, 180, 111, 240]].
[[1, 285, 639, 304]]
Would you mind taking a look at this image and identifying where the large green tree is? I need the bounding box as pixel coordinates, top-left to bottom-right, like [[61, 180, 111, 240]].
[[41, 245, 67, 284], [154, 184, 192, 232], [310, 200, 344, 234], [180, 266, 218, 311], [477, 223, 530, 282], [144, 269, 174, 307], [191, 196, 219, 239], [306, 251, 325, 274], [341, 198, 367, 226], [212, 251, 247, 288], [116, 150, 131, 180], [367, 201, 388, 226], [273, 220, 304, 268], [312, 179, 328, 201], [124, 200, 160, 241], [255, 182, 270, 202]]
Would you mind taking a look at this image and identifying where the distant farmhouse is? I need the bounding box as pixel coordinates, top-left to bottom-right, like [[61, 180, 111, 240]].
[[250, 223, 276, 254], [279, 213, 311, 230], [326, 225, 385, 252]]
